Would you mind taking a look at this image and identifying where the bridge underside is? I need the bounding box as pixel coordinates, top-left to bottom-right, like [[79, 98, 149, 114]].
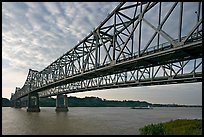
[[39, 65, 201, 98]]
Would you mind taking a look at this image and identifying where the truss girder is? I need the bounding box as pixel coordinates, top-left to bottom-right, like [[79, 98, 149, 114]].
[[11, 2, 202, 100], [38, 58, 202, 98]]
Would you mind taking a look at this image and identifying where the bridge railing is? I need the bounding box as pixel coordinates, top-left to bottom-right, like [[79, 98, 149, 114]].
[[118, 30, 202, 62]]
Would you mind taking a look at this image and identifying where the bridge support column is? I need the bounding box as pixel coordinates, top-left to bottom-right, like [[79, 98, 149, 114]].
[[14, 99, 22, 108], [27, 92, 40, 112], [55, 94, 68, 112]]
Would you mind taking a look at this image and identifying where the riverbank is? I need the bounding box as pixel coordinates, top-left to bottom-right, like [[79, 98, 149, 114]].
[[139, 119, 202, 135]]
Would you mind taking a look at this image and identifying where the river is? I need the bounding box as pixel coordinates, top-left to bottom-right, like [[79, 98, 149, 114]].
[[2, 107, 202, 135]]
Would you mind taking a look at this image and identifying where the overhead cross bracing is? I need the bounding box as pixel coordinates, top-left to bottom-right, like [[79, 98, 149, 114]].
[[11, 2, 202, 101]]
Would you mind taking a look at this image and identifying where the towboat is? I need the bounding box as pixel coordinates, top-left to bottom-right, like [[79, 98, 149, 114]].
[[131, 105, 153, 109]]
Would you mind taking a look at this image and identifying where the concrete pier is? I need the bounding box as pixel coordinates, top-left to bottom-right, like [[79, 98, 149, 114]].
[[27, 92, 40, 112], [55, 94, 68, 112]]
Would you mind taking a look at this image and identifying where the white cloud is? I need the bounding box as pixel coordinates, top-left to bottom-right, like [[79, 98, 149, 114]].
[[43, 2, 61, 15]]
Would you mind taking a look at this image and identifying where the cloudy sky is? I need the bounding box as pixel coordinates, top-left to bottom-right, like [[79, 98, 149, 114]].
[[2, 2, 202, 105]]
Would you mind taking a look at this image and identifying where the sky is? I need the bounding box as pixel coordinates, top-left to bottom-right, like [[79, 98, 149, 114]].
[[2, 2, 202, 105]]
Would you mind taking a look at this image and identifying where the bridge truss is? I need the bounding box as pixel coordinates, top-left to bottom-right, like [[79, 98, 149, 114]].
[[11, 2, 202, 100]]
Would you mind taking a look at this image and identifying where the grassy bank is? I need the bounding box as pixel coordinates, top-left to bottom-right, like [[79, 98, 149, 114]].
[[139, 119, 202, 135]]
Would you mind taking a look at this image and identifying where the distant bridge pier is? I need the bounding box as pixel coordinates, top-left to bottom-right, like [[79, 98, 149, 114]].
[[27, 92, 40, 112], [55, 94, 69, 112], [14, 99, 22, 108]]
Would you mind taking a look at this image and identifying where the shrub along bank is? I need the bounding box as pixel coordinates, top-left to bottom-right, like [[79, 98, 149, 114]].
[[139, 119, 202, 135]]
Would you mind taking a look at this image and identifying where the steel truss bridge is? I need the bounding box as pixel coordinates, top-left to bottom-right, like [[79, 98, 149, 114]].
[[10, 2, 202, 111]]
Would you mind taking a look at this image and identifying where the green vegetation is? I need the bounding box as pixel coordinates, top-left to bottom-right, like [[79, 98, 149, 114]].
[[39, 97, 56, 107], [68, 96, 151, 107], [139, 119, 202, 135]]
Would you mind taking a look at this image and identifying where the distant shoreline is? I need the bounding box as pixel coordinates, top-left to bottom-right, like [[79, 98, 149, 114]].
[[2, 106, 202, 108], [2, 96, 202, 108]]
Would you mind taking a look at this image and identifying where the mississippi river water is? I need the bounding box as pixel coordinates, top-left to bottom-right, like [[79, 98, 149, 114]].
[[2, 107, 202, 135]]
